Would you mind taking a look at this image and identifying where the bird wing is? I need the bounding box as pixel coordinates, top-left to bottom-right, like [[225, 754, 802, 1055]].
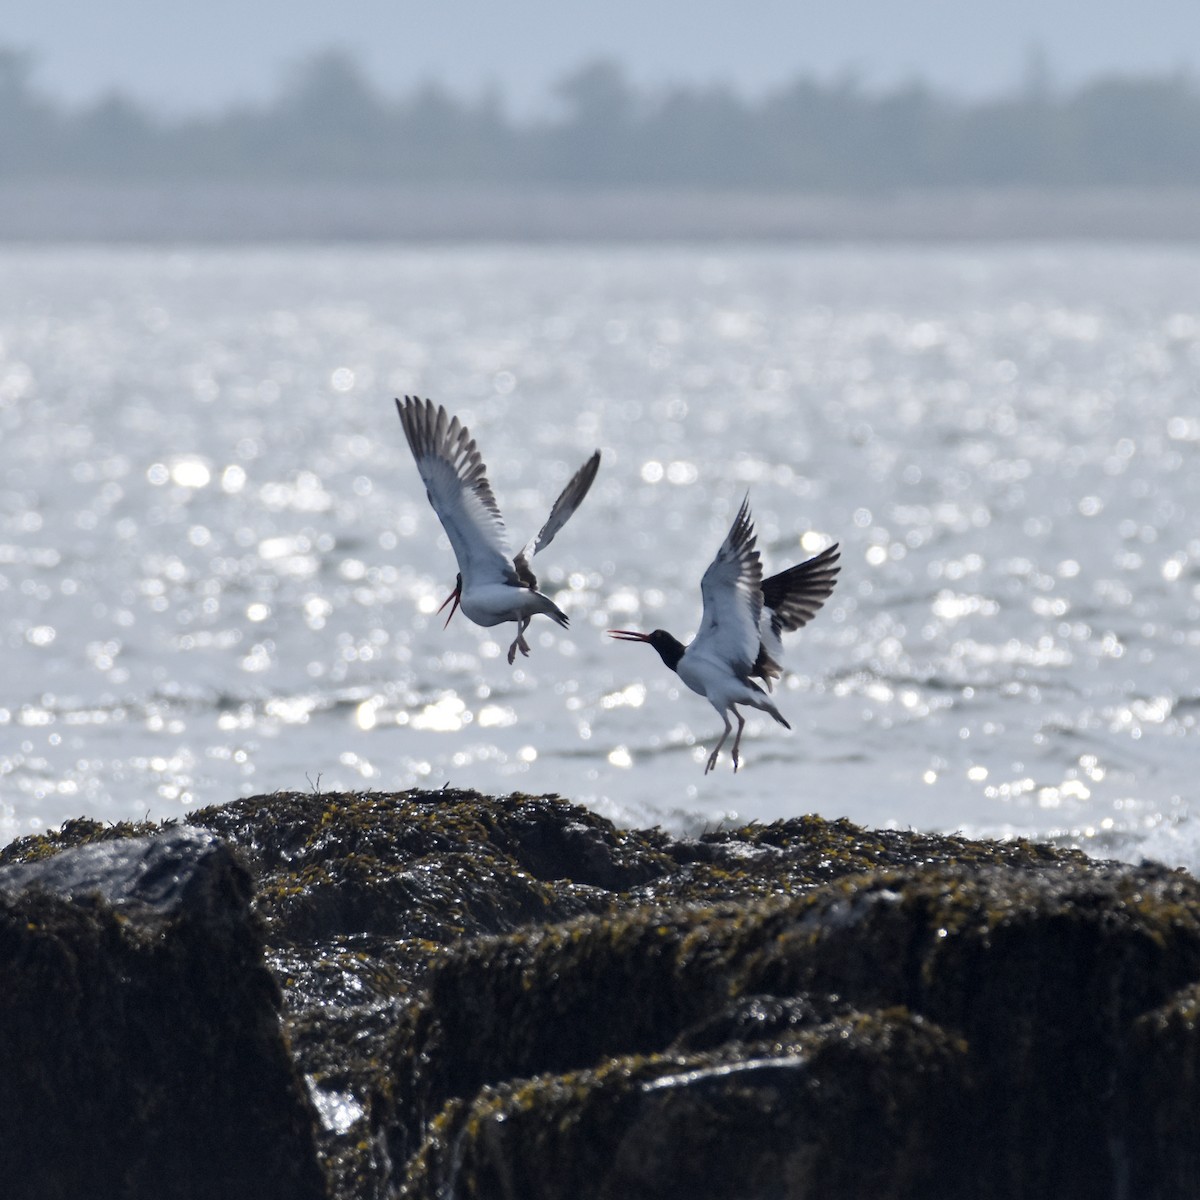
[[753, 543, 841, 685], [690, 497, 763, 679], [395, 397, 518, 588], [513, 450, 601, 588], [762, 544, 841, 634]]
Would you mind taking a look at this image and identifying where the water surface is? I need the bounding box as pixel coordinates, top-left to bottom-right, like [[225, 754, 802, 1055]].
[[1, 244, 1197, 866]]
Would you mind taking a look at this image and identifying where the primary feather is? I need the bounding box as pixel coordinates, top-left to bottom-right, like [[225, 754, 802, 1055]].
[[514, 450, 602, 589], [690, 497, 764, 681], [395, 396, 602, 664], [608, 497, 840, 772], [753, 543, 841, 687], [396, 396, 517, 590]]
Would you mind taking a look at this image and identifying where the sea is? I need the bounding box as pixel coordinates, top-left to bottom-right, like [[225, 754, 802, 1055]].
[[1, 242, 1197, 867]]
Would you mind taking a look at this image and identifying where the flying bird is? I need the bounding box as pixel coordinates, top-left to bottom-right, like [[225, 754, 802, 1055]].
[[396, 396, 601, 664], [610, 498, 839, 773]]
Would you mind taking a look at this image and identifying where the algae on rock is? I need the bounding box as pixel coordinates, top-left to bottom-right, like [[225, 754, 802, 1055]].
[[6, 788, 1200, 1200], [0, 827, 327, 1200]]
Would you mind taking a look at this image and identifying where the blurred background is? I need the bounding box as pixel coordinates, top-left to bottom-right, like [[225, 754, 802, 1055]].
[[3, 1, 1200, 237], [1, 4, 1198, 867]]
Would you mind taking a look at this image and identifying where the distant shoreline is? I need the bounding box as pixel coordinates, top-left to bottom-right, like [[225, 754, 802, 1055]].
[[1, 182, 1200, 243]]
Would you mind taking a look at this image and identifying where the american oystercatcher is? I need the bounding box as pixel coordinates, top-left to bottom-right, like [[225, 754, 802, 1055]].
[[396, 396, 601, 664], [610, 498, 840, 773]]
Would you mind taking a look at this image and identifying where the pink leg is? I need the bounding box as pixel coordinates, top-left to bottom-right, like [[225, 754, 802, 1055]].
[[730, 711, 747, 772], [705, 715, 733, 774], [507, 618, 531, 664]]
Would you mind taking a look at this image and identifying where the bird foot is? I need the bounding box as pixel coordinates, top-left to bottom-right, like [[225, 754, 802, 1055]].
[[704, 749, 720, 774], [507, 635, 531, 665]]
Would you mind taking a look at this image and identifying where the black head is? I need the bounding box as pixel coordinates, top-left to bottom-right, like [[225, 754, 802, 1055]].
[[608, 628, 685, 672]]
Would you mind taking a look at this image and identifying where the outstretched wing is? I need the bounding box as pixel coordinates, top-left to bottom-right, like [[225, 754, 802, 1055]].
[[395, 397, 518, 588], [689, 497, 763, 679], [753, 543, 841, 686], [513, 450, 601, 588], [763, 544, 841, 632]]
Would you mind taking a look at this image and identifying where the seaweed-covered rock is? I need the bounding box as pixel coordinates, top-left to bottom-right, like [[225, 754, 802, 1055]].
[[1125, 983, 1200, 1198], [6, 790, 1200, 1200], [739, 861, 1200, 1198], [402, 1011, 971, 1200], [670, 991, 855, 1052], [393, 853, 1200, 1200], [0, 827, 326, 1200], [189, 789, 674, 946]]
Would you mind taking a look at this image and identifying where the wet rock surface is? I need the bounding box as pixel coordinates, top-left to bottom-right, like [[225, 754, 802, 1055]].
[[0, 826, 327, 1200], [4, 789, 1200, 1199]]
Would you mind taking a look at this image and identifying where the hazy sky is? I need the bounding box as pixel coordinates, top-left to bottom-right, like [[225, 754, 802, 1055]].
[[7, 1, 1200, 115]]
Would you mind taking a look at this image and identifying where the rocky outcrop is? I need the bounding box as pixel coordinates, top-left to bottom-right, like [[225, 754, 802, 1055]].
[[4, 790, 1200, 1199], [0, 826, 327, 1200]]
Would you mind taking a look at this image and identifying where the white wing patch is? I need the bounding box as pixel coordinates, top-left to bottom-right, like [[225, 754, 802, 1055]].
[[689, 497, 763, 679]]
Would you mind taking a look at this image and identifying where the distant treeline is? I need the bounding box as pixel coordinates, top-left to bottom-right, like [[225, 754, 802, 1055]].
[[3, 48, 1200, 189]]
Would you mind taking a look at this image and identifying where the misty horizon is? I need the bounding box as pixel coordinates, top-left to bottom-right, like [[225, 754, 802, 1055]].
[[3, 46, 1200, 194], [4, 42, 1196, 124], [7, 0, 1200, 120]]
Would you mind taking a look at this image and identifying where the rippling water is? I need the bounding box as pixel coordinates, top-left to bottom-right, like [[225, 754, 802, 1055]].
[[1, 243, 1198, 865]]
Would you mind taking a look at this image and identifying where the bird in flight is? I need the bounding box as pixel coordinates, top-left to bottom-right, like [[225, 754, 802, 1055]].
[[610, 498, 839, 773], [396, 396, 601, 664]]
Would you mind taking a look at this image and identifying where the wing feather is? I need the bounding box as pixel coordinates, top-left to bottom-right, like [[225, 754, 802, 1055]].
[[762, 544, 841, 634], [395, 397, 517, 588], [689, 497, 762, 679], [514, 450, 601, 588], [752, 543, 841, 685]]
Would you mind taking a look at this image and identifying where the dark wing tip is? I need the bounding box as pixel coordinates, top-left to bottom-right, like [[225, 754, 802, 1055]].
[[569, 449, 602, 504], [395, 395, 445, 460], [568, 450, 602, 517], [728, 495, 756, 554], [761, 541, 842, 633], [395, 396, 498, 504], [729, 499, 760, 591], [523, 447, 603, 561]]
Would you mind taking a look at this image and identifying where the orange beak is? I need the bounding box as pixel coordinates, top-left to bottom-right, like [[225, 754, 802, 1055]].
[[437, 581, 462, 629]]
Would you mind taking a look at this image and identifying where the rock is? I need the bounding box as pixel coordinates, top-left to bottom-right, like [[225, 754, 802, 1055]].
[[738, 861, 1200, 1199], [402, 1011, 971, 1200], [0, 826, 327, 1200], [190, 789, 673, 946], [0, 821, 243, 910], [394, 851, 1200, 1199], [6, 791, 1200, 1199], [1125, 982, 1200, 1197]]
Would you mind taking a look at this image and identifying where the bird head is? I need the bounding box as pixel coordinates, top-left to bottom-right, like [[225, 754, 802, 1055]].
[[608, 628, 685, 671], [437, 572, 463, 628]]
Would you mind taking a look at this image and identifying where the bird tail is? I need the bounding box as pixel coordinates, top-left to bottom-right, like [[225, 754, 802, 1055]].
[[747, 687, 791, 729], [533, 591, 570, 629]]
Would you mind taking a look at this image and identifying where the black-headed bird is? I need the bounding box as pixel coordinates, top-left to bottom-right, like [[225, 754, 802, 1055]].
[[610, 498, 839, 772]]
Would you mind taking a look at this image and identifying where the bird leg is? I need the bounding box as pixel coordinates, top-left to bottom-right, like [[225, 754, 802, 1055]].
[[507, 618, 532, 665], [705, 714, 733, 775], [731, 711, 747, 773]]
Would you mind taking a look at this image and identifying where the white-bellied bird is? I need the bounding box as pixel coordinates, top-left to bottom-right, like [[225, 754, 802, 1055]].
[[610, 498, 839, 773], [396, 396, 601, 664]]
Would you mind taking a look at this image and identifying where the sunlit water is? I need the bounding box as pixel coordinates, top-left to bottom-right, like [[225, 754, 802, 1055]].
[[1, 243, 1198, 867]]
